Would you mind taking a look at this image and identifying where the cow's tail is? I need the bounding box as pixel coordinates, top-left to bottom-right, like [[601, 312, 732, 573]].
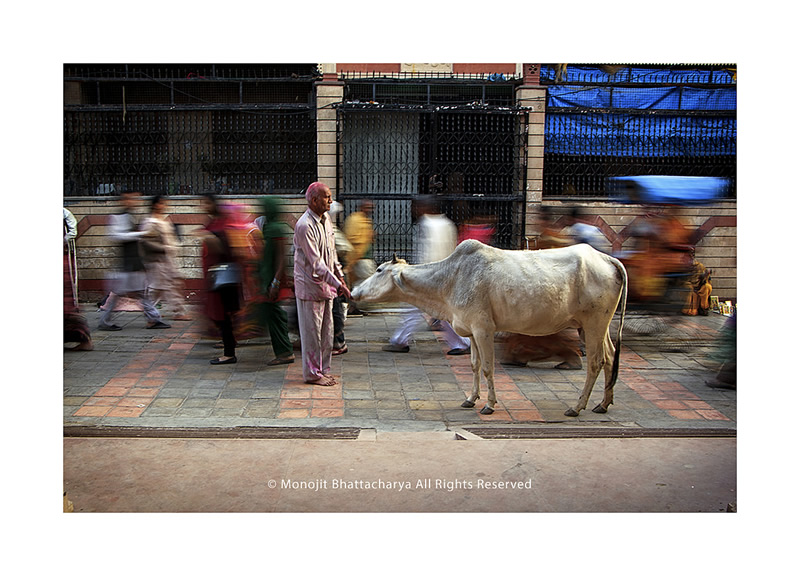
[[609, 258, 628, 387]]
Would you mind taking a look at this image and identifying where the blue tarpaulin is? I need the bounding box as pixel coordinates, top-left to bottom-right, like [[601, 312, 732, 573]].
[[542, 65, 737, 158], [540, 65, 735, 86], [545, 113, 736, 156], [608, 175, 729, 205], [547, 85, 736, 111]]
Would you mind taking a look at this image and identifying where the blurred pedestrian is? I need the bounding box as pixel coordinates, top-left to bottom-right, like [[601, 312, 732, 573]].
[[707, 312, 736, 390], [344, 199, 376, 288], [225, 203, 264, 340], [382, 195, 471, 355], [64, 207, 92, 351], [293, 182, 351, 385], [195, 193, 242, 365], [98, 191, 170, 331], [140, 194, 190, 321], [457, 209, 495, 246], [256, 196, 295, 366], [533, 205, 571, 250], [330, 201, 352, 355], [564, 207, 607, 252]]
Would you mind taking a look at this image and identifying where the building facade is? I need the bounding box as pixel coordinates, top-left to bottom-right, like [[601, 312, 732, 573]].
[[64, 63, 736, 301]]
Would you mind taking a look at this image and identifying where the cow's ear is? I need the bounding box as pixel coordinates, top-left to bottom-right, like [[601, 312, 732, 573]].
[[393, 268, 406, 291]]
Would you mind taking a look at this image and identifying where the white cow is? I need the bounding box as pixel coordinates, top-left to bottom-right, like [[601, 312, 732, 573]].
[[352, 240, 628, 416]]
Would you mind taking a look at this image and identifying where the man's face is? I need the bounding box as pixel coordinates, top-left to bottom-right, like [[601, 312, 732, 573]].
[[121, 192, 141, 210], [310, 186, 333, 216]]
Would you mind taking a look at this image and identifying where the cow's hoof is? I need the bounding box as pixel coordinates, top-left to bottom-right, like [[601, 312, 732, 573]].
[[564, 408, 579, 417], [592, 404, 608, 414], [461, 400, 476, 409], [480, 406, 495, 415]]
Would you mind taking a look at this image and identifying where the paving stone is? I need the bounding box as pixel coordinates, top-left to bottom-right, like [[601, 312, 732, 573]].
[[187, 388, 222, 399], [227, 379, 255, 389], [443, 410, 482, 422], [142, 406, 180, 417], [376, 400, 407, 410], [150, 398, 184, 408], [251, 388, 281, 399], [377, 410, 415, 420], [219, 388, 254, 400], [175, 407, 213, 418], [215, 399, 249, 410], [156, 388, 192, 399], [344, 408, 378, 419], [243, 400, 280, 418], [343, 390, 375, 400]]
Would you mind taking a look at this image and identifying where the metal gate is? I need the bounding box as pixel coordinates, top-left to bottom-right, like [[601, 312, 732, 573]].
[[336, 104, 528, 264], [64, 64, 319, 196]]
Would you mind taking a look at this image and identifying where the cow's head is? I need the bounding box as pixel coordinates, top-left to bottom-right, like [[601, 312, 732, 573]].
[[351, 254, 408, 303]]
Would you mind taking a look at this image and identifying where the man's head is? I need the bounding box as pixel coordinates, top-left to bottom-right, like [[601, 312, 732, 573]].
[[200, 192, 218, 216], [120, 190, 141, 211], [413, 194, 438, 219], [306, 182, 333, 217], [150, 194, 168, 214]]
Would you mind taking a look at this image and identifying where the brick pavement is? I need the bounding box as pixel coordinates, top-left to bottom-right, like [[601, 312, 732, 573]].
[[63, 305, 736, 430]]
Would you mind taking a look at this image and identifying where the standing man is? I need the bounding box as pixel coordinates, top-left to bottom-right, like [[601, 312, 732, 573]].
[[293, 182, 351, 386], [98, 190, 170, 331]]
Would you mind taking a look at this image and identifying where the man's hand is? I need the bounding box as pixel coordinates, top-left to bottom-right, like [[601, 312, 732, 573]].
[[338, 283, 351, 300]]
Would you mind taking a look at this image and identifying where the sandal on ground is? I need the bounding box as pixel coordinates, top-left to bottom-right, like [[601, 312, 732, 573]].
[[267, 355, 295, 366], [332, 345, 348, 356], [210, 356, 237, 365]]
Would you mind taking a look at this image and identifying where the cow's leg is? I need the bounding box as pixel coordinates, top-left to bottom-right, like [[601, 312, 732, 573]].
[[471, 329, 497, 415], [461, 337, 481, 409], [565, 326, 605, 417], [593, 331, 617, 413]]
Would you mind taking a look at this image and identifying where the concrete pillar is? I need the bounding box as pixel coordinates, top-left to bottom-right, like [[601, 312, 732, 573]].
[[516, 76, 547, 242], [315, 65, 343, 195]]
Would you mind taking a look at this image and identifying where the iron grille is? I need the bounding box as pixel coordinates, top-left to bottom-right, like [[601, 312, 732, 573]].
[[337, 104, 527, 264], [64, 64, 320, 81], [64, 65, 318, 196], [345, 80, 517, 107], [64, 109, 316, 196]]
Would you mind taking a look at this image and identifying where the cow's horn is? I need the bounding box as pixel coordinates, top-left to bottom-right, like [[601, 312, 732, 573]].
[[392, 253, 399, 263]]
